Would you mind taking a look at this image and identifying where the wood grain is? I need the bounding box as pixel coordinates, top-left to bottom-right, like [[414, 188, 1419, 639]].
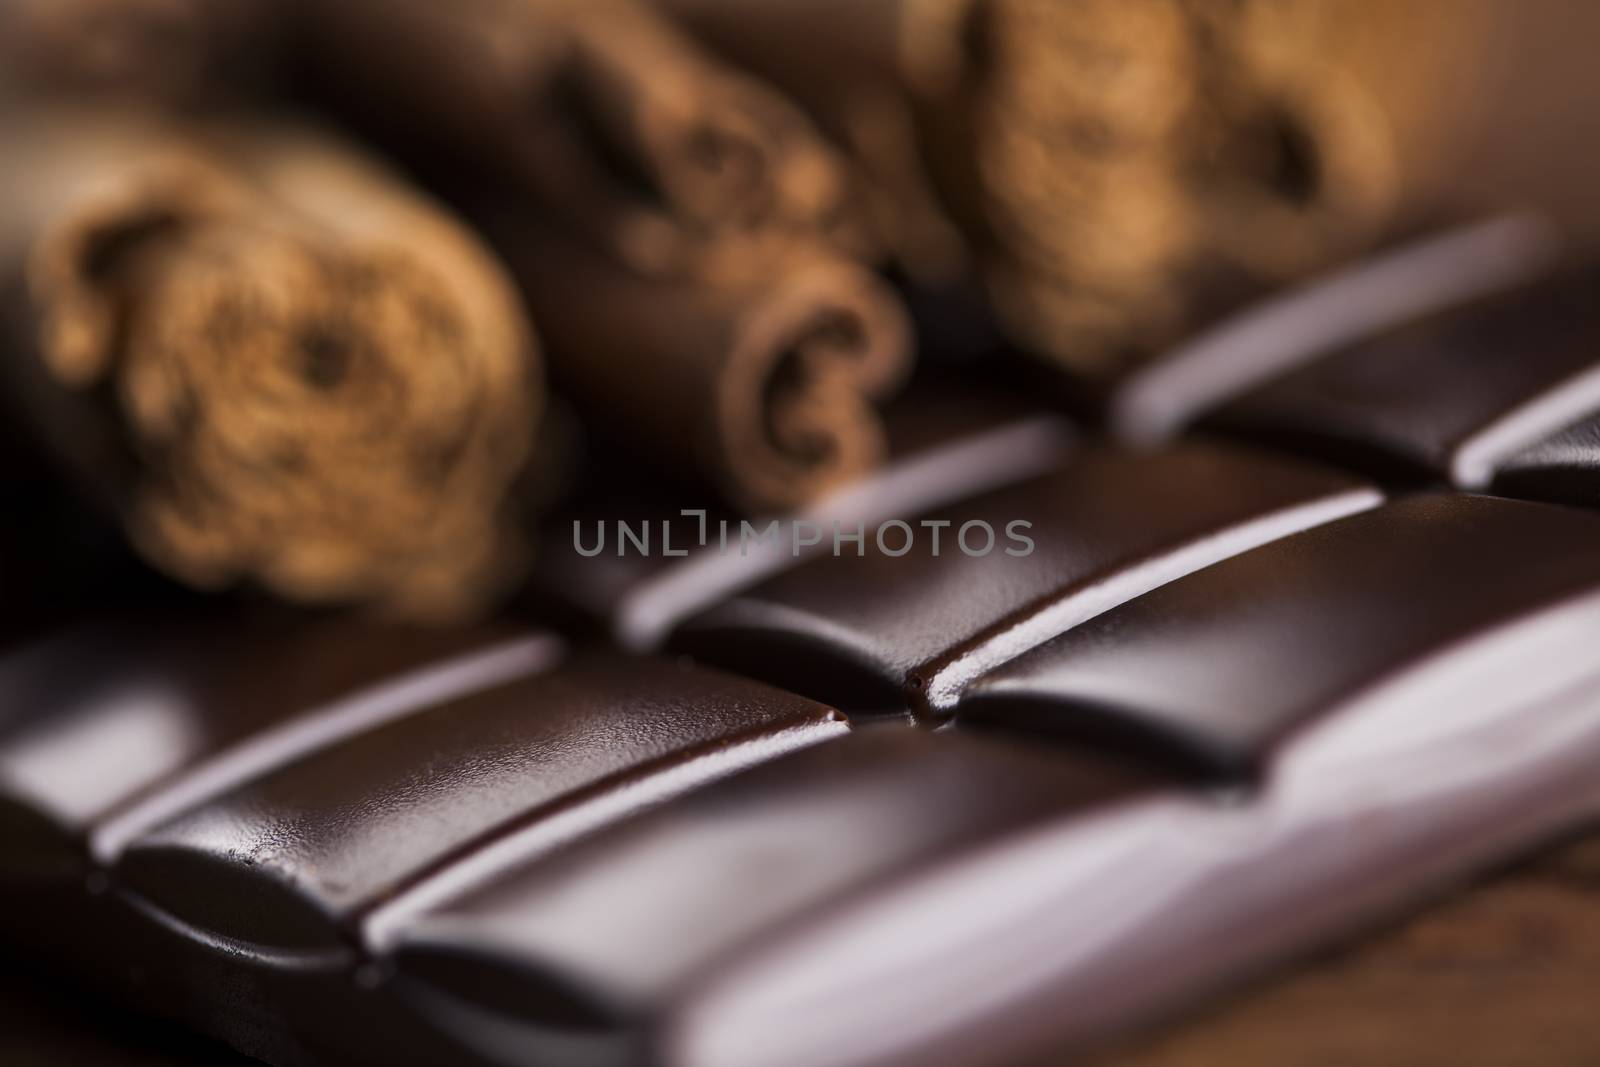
[[1098, 829, 1600, 1067]]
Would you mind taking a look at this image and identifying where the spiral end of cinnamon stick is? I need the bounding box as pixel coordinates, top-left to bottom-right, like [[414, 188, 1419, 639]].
[[717, 259, 911, 513], [33, 206, 536, 621], [0, 0, 242, 104], [660, 76, 847, 239], [557, 7, 858, 273], [1186, 62, 1398, 281], [125, 223, 534, 620], [940, 0, 1398, 375]]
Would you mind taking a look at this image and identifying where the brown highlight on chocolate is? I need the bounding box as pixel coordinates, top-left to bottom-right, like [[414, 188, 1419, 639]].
[[0, 107, 540, 621]]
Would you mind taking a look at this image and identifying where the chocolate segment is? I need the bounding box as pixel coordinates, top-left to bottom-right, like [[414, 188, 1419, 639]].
[[673, 443, 1376, 714], [115, 656, 844, 951], [1108, 215, 1558, 444], [534, 381, 1074, 649], [391, 728, 1160, 1050], [1493, 413, 1600, 509], [0, 610, 552, 879], [679, 648, 1600, 1067], [962, 494, 1600, 774], [1208, 266, 1600, 488]]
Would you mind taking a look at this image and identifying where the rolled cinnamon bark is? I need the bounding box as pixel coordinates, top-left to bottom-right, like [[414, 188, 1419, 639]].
[[1233, 0, 1600, 244], [0, 106, 539, 620], [472, 197, 911, 514], [653, 0, 1410, 374], [282, 0, 861, 277], [0, 0, 275, 106]]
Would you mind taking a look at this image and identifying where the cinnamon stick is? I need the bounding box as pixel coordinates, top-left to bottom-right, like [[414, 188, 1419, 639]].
[[653, 0, 1409, 374], [1232, 1, 1600, 244], [0, 106, 539, 620], [0, 0, 275, 106], [281, 0, 863, 277], [472, 198, 910, 514]]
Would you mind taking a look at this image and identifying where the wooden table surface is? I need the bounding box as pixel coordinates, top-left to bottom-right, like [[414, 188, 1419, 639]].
[[1099, 828, 1600, 1067]]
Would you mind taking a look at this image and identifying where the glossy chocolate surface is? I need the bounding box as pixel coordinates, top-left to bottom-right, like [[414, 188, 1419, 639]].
[[962, 494, 1600, 774], [679, 666, 1600, 1067], [116, 655, 844, 950], [1110, 216, 1557, 443], [674, 443, 1375, 713], [535, 382, 1074, 652], [0, 610, 551, 876], [1210, 267, 1600, 487], [392, 728, 1159, 1031], [1494, 413, 1600, 508]]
